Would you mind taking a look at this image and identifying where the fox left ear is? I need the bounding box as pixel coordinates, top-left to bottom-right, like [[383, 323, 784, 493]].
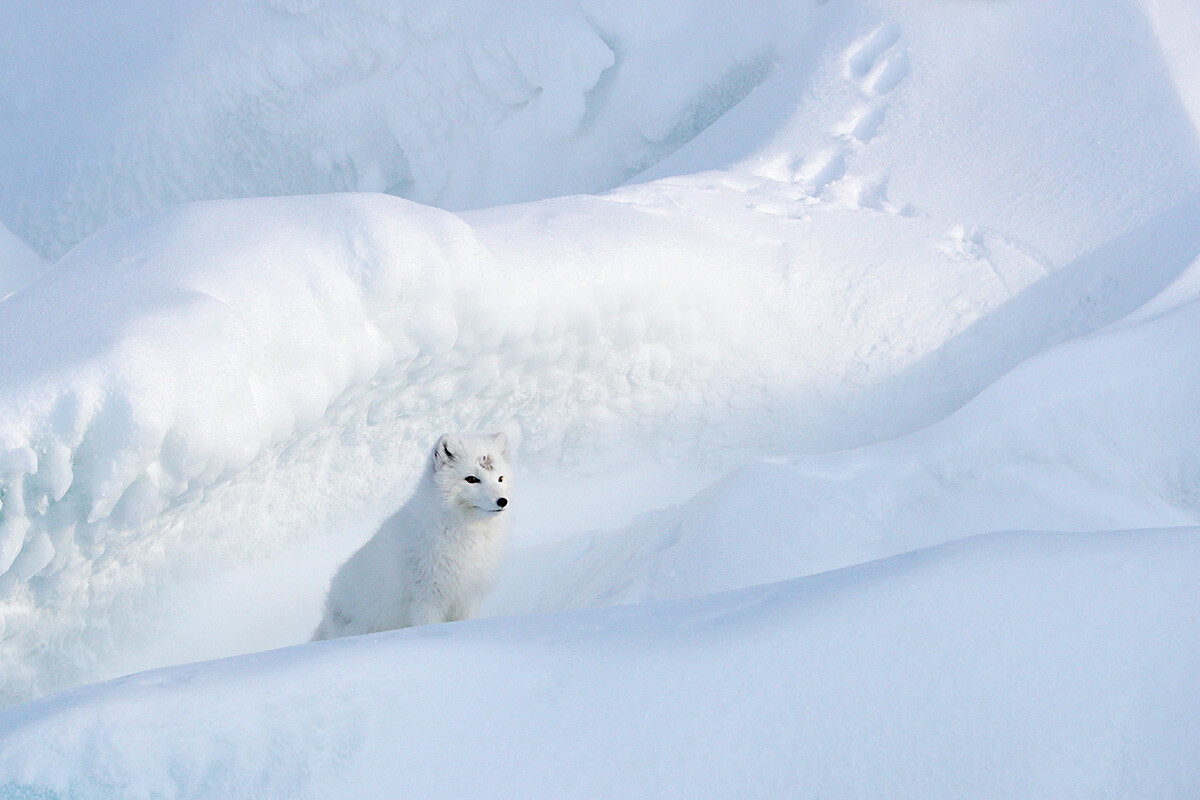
[[491, 432, 509, 460], [434, 434, 463, 470]]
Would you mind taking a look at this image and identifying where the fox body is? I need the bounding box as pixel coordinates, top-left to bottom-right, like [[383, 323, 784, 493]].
[[313, 432, 512, 641]]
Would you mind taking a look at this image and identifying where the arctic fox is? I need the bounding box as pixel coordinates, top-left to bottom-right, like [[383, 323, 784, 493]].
[[312, 432, 512, 641]]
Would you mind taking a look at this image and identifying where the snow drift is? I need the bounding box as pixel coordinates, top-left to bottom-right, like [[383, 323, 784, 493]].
[[0, 185, 1101, 702], [2, 528, 1198, 799]]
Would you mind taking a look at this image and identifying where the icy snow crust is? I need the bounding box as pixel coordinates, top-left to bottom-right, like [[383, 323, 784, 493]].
[[2, 0, 1200, 794]]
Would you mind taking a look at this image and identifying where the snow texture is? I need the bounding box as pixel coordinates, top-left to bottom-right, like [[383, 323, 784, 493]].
[[2, 0, 1200, 796]]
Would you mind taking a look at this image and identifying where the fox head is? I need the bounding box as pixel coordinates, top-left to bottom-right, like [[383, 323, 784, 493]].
[[432, 432, 512, 520]]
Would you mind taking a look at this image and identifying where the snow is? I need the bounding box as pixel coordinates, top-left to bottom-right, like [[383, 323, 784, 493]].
[[3, 529, 1199, 799], [0, 222, 44, 298], [0, 0, 786, 261], [514, 253, 1200, 613], [2, 0, 1200, 796]]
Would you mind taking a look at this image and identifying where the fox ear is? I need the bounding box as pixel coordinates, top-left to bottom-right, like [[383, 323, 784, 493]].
[[491, 432, 509, 460], [434, 434, 462, 470]]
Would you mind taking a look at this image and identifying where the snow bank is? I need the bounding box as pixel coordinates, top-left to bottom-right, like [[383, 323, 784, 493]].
[[1, 191, 758, 701], [7, 0, 1198, 268], [3, 528, 1198, 799], [0, 0, 789, 260]]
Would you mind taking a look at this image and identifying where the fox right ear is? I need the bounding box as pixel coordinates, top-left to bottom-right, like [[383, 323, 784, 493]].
[[434, 434, 461, 470], [491, 431, 510, 460]]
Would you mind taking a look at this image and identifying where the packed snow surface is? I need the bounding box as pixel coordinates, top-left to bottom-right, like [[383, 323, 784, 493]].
[[2, 0, 1200, 796]]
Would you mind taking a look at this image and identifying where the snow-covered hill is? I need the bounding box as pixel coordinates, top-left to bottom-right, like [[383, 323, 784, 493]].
[[2, 0, 1199, 796]]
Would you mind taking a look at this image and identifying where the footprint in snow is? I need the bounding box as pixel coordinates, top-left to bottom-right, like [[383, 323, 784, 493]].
[[835, 102, 889, 145], [756, 20, 911, 210], [845, 21, 903, 86]]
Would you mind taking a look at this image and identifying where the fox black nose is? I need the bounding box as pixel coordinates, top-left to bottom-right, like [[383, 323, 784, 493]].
[[496, 497, 508, 508]]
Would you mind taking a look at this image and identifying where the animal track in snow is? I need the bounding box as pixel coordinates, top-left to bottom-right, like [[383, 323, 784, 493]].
[[798, 21, 909, 206], [847, 22, 910, 97], [936, 225, 1052, 296], [842, 22, 908, 138], [863, 49, 910, 97], [798, 150, 848, 196], [835, 103, 888, 144], [753, 20, 910, 211], [845, 22, 901, 81]]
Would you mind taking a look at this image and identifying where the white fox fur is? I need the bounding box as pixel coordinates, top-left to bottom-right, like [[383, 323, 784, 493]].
[[312, 432, 512, 641]]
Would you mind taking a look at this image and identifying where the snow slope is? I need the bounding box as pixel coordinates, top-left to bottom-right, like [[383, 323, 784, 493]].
[[2, 0, 1200, 796], [3, 528, 1198, 799]]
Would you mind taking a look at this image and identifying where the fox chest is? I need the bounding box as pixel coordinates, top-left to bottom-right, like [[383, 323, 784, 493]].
[[409, 523, 504, 597]]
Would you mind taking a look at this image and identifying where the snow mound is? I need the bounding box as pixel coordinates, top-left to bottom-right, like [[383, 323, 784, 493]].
[[0, 191, 752, 701], [2, 528, 1198, 799], [638, 0, 1200, 267]]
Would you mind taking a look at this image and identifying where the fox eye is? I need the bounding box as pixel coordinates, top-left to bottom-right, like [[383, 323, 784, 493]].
[[498, 476, 504, 482], [464, 476, 481, 484]]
